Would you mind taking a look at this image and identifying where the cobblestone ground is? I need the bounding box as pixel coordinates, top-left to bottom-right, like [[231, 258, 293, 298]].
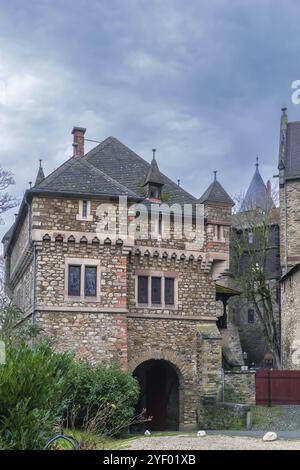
[[129, 435, 300, 450], [252, 405, 300, 431]]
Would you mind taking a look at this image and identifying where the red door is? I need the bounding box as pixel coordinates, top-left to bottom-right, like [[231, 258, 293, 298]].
[[146, 362, 167, 430]]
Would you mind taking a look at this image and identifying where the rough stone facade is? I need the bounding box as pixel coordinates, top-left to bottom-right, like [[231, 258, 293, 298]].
[[278, 109, 300, 368], [228, 295, 274, 367], [281, 268, 300, 369], [3, 135, 235, 430], [280, 181, 300, 269], [224, 370, 256, 405]]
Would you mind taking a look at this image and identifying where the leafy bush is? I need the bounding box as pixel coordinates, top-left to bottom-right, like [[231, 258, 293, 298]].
[[0, 341, 74, 449], [67, 361, 140, 436], [0, 340, 140, 449]]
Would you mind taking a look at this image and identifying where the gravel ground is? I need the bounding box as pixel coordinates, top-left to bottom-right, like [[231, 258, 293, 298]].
[[252, 405, 300, 431], [129, 434, 300, 450]]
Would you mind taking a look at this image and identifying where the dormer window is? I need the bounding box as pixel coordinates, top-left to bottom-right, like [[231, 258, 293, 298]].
[[149, 185, 161, 200], [143, 149, 164, 201], [77, 200, 93, 221]]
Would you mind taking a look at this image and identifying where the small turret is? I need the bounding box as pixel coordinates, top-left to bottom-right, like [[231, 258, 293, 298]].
[[143, 149, 164, 200], [34, 159, 45, 186], [198, 171, 234, 206]]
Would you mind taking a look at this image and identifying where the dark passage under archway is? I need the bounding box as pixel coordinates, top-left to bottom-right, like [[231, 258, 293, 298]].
[[133, 359, 180, 431]]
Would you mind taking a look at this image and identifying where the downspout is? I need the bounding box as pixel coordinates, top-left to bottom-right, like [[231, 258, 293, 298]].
[[284, 181, 288, 274], [280, 179, 288, 368]]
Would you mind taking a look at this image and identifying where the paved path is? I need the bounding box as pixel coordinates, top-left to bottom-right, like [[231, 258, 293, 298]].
[[208, 430, 300, 439], [129, 434, 300, 450]]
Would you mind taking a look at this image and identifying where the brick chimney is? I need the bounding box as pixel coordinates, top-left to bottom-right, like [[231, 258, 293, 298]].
[[266, 179, 271, 196], [72, 126, 86, 157]]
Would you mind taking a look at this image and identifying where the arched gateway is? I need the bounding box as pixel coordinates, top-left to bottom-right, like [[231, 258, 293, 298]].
[[133, 359, 182, 431]]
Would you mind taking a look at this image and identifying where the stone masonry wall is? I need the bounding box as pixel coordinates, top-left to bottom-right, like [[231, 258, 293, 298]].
[[36, 240, 127, 310], [31, 196, 204, 251], [281, 269, 300, 369], [12, 263, 33, 316], [197, 324, 222, 400], [10, 213, 29, 274], [128, 255, 217, 318], [224, 371, 256, 405], [229, 296, 268, 366], [37, 311, 128, 368], [281, 181, 300, 269]]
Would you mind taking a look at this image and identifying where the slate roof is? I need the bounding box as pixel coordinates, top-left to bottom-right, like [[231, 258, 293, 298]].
[[240, 163, 274, 212], [32, 154, 137, 198], [285, 121, 300, 178], [2, 222, 15, 243], [83, 137, 197, 205], [198, 178, 234, 206], [30, 137, 198, 205]]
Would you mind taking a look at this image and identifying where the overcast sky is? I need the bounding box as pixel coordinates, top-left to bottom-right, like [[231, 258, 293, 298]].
[[1, 0, 300, 241]]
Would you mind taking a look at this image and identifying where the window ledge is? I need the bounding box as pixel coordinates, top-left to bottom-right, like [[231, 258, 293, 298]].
[[65, 296, 101, 303], [76, 214, 93, 221], [137, 304, 177, 310]]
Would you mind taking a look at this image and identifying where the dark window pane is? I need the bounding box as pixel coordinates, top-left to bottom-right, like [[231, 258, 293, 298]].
[[138, 276, 148, 304], [158, 213, 163, 236], [68, 265, 81, 296], [165, 278, 174, 305], [82, 200, 88, 217], [85, 266, 97, 296], [151, 277, 161, 304], [248, 309, 255, 323]]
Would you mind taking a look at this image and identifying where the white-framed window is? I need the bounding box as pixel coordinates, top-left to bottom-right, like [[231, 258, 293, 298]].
[[76, 200, 93, 221], [65, 258, 101, 301], [135, 271, 178, 309]]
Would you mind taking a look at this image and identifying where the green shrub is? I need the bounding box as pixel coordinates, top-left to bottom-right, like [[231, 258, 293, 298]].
[[0, 340, 140, 449], [67, 361, 140, 436], [0, 341, 74, 449]]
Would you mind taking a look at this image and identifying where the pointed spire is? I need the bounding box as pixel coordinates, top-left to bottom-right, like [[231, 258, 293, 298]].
[[143, 149, 164, 200], [34, 159, 45, 186], [144, 150, 164, 186], [213, 170, 217, 181], [240, 158, 274, 212], [278, 107, 288, 169]]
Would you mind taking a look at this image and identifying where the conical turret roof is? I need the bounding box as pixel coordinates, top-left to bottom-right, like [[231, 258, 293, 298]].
[[240, 160, 274, 212], [198, 172, 234, 205], [144, 151, 164, 186]]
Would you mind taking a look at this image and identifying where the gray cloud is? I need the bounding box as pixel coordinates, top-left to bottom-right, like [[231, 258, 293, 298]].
[[0, 0, 300, 241]]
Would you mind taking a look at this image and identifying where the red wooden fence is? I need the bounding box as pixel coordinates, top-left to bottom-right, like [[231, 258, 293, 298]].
[[256, 370, 300, 405]]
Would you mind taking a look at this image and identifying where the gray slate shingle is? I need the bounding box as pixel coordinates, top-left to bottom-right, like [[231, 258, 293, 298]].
[[285, 121, 300, 178], [240, 165, 274, 212], [198, 180, 234, 205], [84, 137, 197, 205]]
